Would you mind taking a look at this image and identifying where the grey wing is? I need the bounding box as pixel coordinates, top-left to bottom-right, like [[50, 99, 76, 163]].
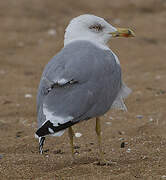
[[36, 58, 100, 137], [36, 41, 121, 138]]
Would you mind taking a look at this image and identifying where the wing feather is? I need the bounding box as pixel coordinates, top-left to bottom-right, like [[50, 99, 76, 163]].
[[36, 41, 122, 137]]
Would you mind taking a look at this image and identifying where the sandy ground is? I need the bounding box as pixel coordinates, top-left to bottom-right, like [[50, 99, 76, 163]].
[[0, 0, 166, 179]]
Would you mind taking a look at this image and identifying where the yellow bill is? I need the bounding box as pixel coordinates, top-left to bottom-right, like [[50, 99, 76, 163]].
[[110, 28, 135, 38]]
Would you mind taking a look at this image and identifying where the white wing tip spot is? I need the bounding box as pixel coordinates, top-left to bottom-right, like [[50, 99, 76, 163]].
[[75, 132, 82, 138], [48, 128, 54, 134], [25, 94, 32, 98], [57, 79, 68, 85]]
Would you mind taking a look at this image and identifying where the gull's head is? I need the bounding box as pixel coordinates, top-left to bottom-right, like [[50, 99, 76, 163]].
[[64, 14, 135, 47]]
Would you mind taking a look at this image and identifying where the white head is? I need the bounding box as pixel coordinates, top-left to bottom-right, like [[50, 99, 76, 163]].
[[64, 14, 135, 48]]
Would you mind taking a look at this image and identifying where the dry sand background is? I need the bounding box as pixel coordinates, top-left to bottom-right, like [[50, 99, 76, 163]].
[[0, 0, 166, 179]]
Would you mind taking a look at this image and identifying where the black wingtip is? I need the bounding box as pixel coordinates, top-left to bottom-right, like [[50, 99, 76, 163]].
[[36, 120, 79, 137], [36, 121, 53, 137]]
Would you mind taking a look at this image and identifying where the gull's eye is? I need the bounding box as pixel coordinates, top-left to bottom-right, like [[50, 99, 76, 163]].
[[89, 24, 103, 32]]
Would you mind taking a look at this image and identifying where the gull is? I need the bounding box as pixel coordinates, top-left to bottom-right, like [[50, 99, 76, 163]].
[[35, 14, 135, 164]]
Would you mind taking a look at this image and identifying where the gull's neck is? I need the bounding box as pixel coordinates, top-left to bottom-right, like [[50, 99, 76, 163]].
[[64, 37, 110, 50]]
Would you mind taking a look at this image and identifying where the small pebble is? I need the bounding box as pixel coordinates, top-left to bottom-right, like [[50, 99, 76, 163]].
[[48, 29, 56, 36], [25, 94, 32, 98], [118, 131, 125, 135], [156, 89, 166, 95], [155, 75, 161, 80], [44, 149, 49, 153], [75, 132, 82, 138], [109, 116, 113, 120], [149, 118, 153, 122], [16, 131, 23, 138], [119, 138, 124, 141], [141, 155, 148, 160], [121, 142, 125, 148], [106, 122, 112, 125], [74, 150, 79, 155], [161, 175, 166, 179], [136, 115, 143, 119], [126, 148, 131, 153], [53, 149, 63, 154]]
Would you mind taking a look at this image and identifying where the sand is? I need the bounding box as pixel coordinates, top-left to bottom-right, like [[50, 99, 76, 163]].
[[0, 0, 166, 179]]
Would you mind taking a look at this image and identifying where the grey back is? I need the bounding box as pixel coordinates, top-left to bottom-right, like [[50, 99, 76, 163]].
[[37, 41, 122, 127]]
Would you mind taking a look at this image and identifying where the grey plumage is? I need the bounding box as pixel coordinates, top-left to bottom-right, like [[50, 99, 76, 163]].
[[36, 40, 122, 137], [35, 13, 135, 160]]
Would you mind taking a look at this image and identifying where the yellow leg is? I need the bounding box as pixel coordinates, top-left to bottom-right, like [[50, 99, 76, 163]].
[[95, 117, 111, 166], [96, 117, 104, 163], [68, 126, 75, 159]]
